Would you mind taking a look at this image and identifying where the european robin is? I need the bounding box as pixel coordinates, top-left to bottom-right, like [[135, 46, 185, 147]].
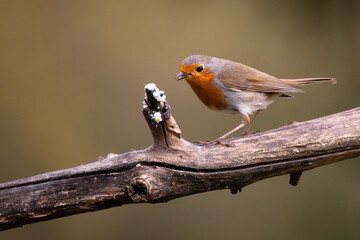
[[176, 55, 336, 145]]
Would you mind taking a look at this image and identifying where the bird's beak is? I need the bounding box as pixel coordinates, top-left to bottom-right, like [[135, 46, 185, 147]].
[[175, 72, 189, 81]]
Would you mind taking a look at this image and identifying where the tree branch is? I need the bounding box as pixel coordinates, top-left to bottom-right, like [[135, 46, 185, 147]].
[[0, 83, 359, 231]]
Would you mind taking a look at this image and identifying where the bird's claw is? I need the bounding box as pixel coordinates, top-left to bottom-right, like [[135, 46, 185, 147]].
[[241, 130, 260, 136]]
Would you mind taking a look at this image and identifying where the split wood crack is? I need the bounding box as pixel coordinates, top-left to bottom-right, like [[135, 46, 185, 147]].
[[0, 83, 359, 231]]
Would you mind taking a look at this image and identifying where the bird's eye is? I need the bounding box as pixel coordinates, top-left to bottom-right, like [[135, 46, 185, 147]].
[[196, 65, 204, 72]]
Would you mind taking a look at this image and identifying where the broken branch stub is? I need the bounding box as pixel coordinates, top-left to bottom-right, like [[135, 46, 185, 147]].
[[142, 83, 185, 148]]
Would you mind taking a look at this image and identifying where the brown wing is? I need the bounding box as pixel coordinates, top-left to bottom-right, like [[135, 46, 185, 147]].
[[217, 59, 303, 93]]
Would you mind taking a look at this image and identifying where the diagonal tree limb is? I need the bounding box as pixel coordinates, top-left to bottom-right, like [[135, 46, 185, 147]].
[[0, 83, 359, 231]]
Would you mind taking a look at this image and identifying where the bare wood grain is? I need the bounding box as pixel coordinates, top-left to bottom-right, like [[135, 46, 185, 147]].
[[0, 84, 359, 231]]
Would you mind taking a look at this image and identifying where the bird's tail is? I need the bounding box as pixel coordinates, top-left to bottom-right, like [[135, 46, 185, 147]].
[[281, 78, 337, 87]]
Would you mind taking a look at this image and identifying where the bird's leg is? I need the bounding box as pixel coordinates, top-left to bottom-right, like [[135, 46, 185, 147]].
[[195, 114, 250, 146], [241, 110, 261, 136], [216, 114, 250, 140]]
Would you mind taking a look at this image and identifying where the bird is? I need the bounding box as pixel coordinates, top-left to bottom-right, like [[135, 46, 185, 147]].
[[176, 55, 336, 145]]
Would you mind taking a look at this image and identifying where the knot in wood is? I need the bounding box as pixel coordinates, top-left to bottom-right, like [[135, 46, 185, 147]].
[[126, 175, 153, 203]]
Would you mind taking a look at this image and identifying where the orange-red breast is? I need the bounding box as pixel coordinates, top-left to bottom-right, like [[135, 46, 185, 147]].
[[176, 55, 336, 145]]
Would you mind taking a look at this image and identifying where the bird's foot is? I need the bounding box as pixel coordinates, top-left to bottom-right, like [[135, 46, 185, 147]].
[[195, 139, 234, 147], [241, 130, 260, 136]]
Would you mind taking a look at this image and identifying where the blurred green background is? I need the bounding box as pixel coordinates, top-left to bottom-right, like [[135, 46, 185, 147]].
[[1, 0, 359, 239]]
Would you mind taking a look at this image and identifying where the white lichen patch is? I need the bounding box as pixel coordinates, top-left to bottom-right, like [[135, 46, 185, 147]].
[[107, 153, 117, 159], [144, 83, 157, 91], [153, 111, 162, 123], [142, 100, 148, 110], [144, 83, 166, 102]]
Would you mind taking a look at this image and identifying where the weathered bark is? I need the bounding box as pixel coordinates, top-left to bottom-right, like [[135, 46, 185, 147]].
[[0, 84, 359, 231]]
